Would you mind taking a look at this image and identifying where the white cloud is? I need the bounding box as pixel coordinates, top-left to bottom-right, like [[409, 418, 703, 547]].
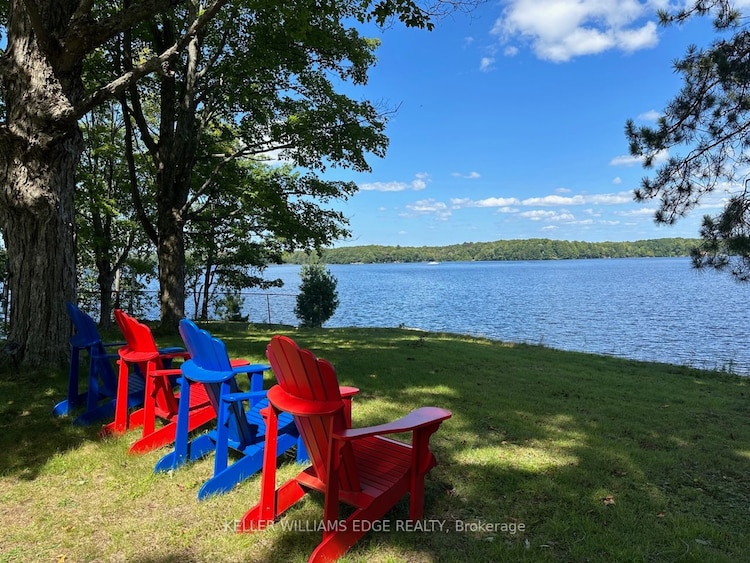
[[610, 148, 668, 166], [521, 210, 577, 222], [493, 0, 661, 62], [452, 190, 633, 210], [404, 188, 660, 232], [359, 181, 411, 192], [406, 198, 452, 220], [521, 209, 558, 220], [617, 207, 658, 216], [452, 171, 482, 179], [522, 191, 633, 206], [637, 109, 661, 121], [610, 154, 642, 166], [412, 172, 430, 190], [360, 173, 430, 192], [452, 196, 521, 208], [480, 57, 495, 72], [612, 177, 622, 184], [522, 194, 586, 206], [617, 21, 659, 52]]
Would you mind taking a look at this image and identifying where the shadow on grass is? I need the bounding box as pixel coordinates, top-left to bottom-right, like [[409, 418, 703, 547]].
[[220, 327, 750, 562], [2, 325, 749, 562], [0, 362, 103, 480]]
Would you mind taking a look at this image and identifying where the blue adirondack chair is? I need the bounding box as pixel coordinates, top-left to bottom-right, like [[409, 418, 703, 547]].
[[154, 320, 307, 499], [52, 303, 145, 425]]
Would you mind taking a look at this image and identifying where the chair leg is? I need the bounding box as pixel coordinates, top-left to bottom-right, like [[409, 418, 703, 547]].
[[155, 433, 216, 473], [239, 405, 308, 530], [309, 492, 400, 563], [68, 346, 82, 411], [101, 359, 133, 436], [239, 479, 307, 531], [198, 445, 263, 500], [85, 352, 101, 414], [128, 404, 215, 454], [53, 346, 85, 417], [170, 375, 193, 467]]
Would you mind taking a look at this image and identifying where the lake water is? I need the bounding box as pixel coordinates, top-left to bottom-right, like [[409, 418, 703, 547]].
[[240, 258, 750, 374]]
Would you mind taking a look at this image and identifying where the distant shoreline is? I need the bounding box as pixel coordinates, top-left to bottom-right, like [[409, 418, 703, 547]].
[[285, 237, 701, 265]]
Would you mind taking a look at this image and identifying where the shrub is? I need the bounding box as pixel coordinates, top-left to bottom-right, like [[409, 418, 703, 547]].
[[214, 291, 249, 322], [294, 264, 339, 328]]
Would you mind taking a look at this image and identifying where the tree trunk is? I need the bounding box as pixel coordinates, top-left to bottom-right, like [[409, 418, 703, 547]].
[[154, 33, 202, 329], [157, 212, 186, 328], [0, 1, 83, 366], [97, 269, 115, 330], [200, 256, 214, 320]]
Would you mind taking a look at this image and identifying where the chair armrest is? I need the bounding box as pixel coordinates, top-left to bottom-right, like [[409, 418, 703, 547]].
[[93, 351, 120, 361], [334, 407, 452, 442], [267, 385, 343, 416], [149, 367, 183, 378], [158, 346, 187, 355], [223, 390, 268, 403], [339, 386, 359, 398], [158, 351, 190, 361], [230, 362, 269, 375]]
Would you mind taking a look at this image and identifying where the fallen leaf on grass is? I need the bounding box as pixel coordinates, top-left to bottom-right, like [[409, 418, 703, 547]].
[[603, 495, 615, 505]]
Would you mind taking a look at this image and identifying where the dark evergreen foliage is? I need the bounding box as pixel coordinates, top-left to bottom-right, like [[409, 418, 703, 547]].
[[294, 264, 339, 328], [626, 1, 750, 281]]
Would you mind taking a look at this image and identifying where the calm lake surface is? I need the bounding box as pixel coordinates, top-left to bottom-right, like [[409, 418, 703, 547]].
[[245, 258, 750, 374]]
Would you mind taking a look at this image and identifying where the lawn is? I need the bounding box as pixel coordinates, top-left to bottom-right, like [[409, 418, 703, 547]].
[[1, 325, 748, 562]]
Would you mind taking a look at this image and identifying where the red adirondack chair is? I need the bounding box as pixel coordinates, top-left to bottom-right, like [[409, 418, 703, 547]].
[[100, 310, 218, 454], [239, 335, 452, 562]]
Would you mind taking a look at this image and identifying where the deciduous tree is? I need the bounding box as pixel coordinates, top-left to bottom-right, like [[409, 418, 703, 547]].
[[0, 0, 452, 366]]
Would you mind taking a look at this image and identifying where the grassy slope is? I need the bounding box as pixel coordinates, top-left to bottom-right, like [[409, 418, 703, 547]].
[[1, 326, 748, 562]]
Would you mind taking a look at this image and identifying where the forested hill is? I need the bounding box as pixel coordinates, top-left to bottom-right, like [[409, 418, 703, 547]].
[[285, 238, 701, 264]]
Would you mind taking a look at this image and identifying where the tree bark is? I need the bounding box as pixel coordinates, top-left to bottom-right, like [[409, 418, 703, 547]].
[[157, 208, 186, 328], [0, 1, 83, 366]]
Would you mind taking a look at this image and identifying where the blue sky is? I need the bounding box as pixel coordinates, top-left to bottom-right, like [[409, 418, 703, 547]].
[[322, 0, 745, 248]]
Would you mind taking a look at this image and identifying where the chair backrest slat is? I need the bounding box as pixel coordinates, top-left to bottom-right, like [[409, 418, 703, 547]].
[[66, 302, 101, 347], [114, 309, 159, 355], [114, 309, 176, 414], [179, 320, 253, 445], [266, 336, 355, 490]]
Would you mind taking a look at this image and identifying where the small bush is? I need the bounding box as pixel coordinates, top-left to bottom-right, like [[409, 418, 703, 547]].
[[294, 264, 339, 328], [214, 291, 249, 322]]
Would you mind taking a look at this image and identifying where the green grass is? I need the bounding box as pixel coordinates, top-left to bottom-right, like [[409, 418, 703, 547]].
[[1, 325, 749, 562]]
